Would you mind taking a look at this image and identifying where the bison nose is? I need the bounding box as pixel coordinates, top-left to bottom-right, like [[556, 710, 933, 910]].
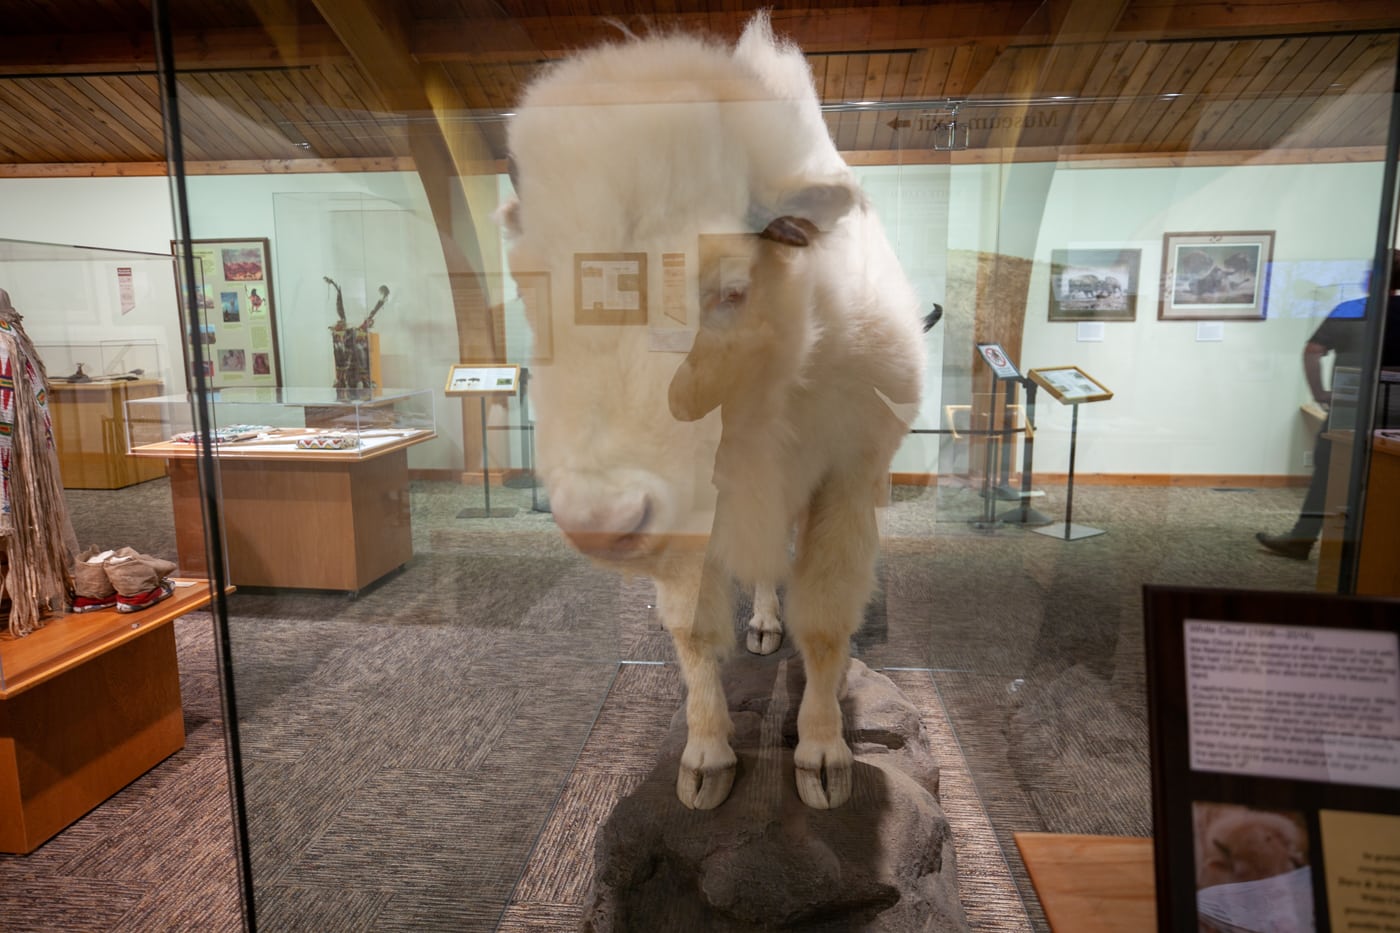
[[555, 490, 655, 560]]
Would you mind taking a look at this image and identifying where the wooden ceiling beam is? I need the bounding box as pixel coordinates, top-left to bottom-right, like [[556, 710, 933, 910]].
[[408, 6, 1043, 64], [310, 0, 504, 409], [1116, 0, 1400, 42], [407, 3, 1400, 65], [0, 25, 350, 76], [7, 4, 1394, 77]]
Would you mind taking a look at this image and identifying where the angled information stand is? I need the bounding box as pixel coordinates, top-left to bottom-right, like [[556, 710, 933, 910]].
[[972, 343, 1021, 528], [446, 364, 522, 519], [1027, 366, 1113, 541]]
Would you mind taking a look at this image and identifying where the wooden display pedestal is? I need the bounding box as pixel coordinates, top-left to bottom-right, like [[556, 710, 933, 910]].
[[48, 378, 167, 489], [146, 433, 432, 591], [0, 581, 213, 854], [1318, 429, 1400, 595], [1015, 832, 1155, 932]]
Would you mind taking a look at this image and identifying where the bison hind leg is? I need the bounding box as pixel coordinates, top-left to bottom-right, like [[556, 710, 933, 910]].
[[745, 580, 784, 655]]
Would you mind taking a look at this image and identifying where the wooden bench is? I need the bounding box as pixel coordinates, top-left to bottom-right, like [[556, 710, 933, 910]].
[[0, 580, 213, 853]]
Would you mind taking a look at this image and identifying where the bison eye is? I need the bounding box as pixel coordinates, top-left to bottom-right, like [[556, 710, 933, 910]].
[[702, 282, 748, 327]]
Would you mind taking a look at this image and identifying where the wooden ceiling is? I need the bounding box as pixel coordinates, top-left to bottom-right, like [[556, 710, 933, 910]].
[[1, 1, 1398, 175]]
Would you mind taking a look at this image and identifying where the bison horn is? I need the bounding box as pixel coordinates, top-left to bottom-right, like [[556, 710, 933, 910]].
[[759, 216, 817, 247]]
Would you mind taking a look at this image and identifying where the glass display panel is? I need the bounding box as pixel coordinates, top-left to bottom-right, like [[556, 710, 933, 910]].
[[152, 2, 1400, 930], [0, 238, 195, 688]]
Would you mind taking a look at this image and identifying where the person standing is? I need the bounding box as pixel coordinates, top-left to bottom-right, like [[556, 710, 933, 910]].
[[1257, 250, 1400, 559]]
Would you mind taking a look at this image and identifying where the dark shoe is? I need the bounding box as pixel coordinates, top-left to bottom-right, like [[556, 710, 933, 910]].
[[1256, 531, 1313, 560]]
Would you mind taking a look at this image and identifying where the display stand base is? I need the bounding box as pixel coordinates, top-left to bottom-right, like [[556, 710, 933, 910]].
[[1033, 522, 1105, 541], [999, 505, 1055, 526], [457, 507, 519, 519], [980, 483, 1025, 501]]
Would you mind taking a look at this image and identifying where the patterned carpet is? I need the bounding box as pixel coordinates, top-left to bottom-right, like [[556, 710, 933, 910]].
[[0, 474, 1318, 931]]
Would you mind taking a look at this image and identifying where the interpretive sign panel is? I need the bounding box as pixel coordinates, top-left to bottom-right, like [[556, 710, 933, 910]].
[[1145, 587, 1400, 933], [1028, 366, 1112, 405], [444, 364, 520, 396]]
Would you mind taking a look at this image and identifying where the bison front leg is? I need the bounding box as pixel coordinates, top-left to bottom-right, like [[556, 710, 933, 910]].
[[786, 480, 879, 809], [745, 580, 783, 655], [657, 551, 737, 809]]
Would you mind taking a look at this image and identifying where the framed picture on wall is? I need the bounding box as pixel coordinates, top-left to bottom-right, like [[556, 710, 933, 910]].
[[1048, 247, 1141, 322], [1159, 231, 1274, 321], [172, 237, 282, 388]]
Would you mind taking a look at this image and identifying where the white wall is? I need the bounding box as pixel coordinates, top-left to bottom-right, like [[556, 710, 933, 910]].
[[1019, 160, 1384, 478], [0, 177, 185, 391], [859, 158, 1385, 478], [0, 156, 1389, 480]]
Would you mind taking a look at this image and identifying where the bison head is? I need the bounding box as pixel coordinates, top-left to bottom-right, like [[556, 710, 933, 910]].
[[499, 15, 858, 571]]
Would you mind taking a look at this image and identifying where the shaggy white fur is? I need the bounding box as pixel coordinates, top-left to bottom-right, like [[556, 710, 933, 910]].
[[501, 13, 924, 809]]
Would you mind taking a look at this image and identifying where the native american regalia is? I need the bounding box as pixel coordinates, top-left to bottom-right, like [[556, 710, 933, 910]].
[[0, 289, 78, 636], [325, 277, 388, 391]]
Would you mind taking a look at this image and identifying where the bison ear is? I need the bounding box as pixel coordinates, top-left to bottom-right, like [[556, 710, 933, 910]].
[[494, 197, 523, 237], [755, 179, 860, 246]]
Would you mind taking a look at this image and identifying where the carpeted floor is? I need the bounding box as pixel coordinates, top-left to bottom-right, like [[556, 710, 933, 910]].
[[0, 471, 1317, 931]]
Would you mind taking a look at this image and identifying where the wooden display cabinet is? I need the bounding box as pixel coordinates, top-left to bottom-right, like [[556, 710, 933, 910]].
[[0, 581, 213, 853], [48, 378, 167, 489], [135, 431, 435, 592], [1318, 429, 1400, 595]]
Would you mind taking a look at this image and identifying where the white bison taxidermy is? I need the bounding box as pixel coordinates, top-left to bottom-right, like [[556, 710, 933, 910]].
[[500, 14, 924, 810]]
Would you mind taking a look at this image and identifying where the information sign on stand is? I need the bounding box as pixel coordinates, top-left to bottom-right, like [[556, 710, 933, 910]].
[[972, 343, 1024, 527], [1144, 586, 1400, 933], [1028, 366, 1112, 541], [976, 342, 1021, 380], [445, 364, 521, 518]]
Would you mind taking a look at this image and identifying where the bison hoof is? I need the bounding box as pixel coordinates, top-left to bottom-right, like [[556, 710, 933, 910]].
[[745, 605, 783, 656], [677, 761, 736, 810], [746, 623, 783, 655], [794, 741, 853, 809]]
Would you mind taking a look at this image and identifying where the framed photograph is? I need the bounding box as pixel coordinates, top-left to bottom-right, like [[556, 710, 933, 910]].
[[1027, 365, 1113, 404], [172, 237, 282, 388], [574, 252, 647, 326], [1160, 231, 1274, 321], [976, 342, 1020, 379], [1144, 586, 1400, 933], [444, 364, 521, 396], [1048, 248, 1141, 322]]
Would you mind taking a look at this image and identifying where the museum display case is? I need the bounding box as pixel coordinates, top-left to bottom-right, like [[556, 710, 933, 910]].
[[0, 238, 211, 854], [126, 388, 436, 590], [150, 1, 1400, 930]]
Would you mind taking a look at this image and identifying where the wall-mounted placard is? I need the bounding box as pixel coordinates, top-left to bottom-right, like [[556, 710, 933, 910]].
[[574, 252, 646, 325]]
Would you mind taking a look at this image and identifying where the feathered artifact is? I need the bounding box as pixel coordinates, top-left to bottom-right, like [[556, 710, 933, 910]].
[[324, 275, 347, 324], [325, 277, 391, 390]]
